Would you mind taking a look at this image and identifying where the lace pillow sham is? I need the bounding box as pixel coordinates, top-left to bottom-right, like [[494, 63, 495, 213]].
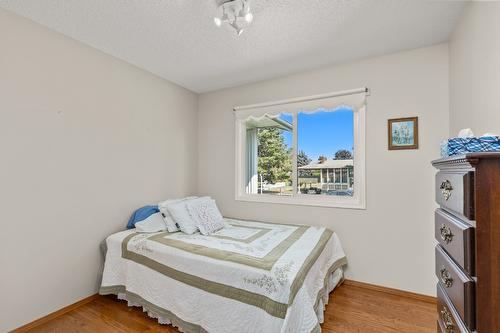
[[166, 199, 199, 235], [187, 198, 225, 235]]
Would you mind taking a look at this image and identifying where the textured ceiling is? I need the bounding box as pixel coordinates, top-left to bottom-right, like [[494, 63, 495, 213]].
[[0, 0, 465, 93]]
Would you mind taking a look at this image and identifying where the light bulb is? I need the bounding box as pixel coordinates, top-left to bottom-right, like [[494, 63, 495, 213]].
[[245, 12, 253, 23], [214, 17, 222, 27]]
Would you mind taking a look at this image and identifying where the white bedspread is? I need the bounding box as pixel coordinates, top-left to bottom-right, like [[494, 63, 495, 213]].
[[100, 218, 347, 333]]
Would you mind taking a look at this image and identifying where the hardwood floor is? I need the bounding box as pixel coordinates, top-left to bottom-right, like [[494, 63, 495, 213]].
[[20, 283, 436, 333]]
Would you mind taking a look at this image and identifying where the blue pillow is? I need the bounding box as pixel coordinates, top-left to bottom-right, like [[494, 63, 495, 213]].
[[127, 205, 160, 229]]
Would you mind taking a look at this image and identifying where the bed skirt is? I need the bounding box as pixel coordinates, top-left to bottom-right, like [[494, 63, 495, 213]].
[[101, 266, 344, 333]]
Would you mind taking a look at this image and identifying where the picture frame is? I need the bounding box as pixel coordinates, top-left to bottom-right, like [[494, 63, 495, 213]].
[[388, 117, 419, 150]]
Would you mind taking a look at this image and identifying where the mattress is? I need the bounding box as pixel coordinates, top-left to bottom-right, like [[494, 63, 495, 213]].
[[100, 218, 347, 333]]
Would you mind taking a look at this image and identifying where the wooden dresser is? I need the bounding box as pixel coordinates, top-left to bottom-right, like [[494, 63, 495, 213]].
[[432, 152, 500, 333]]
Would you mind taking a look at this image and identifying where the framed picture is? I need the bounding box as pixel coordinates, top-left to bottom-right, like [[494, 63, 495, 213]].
[[388, 117, 419, 150]]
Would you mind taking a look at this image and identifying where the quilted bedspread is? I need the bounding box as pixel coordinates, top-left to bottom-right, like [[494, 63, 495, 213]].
[[100, 218, 347, 333]]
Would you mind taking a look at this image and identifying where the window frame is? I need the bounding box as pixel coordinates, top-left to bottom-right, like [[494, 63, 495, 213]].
[[234, 89, 367, 209]]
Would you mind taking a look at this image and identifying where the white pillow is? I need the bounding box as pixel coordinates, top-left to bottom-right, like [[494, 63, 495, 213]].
[[135, 213, 167, 233], [166, 198, 201, 235], [158, 196, 197, 232], [187, 199, 225, 235]]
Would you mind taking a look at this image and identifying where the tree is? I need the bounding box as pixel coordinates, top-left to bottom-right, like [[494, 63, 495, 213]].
[[257, 128, 292, 184], [297, 150, 312, 178], [334, 149, 353, 160], [297, 150, 311, 167]]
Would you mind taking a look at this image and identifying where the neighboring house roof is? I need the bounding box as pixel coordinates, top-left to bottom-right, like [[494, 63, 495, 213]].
[[298, 159, 353, 170]]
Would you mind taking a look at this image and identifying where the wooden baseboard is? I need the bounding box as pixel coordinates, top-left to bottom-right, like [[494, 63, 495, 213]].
[[10, 281, 435, 331], [343, 279, 437, 304], [10, 294, 99, 333]]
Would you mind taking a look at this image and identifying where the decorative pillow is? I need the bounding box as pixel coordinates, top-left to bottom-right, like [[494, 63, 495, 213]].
[[134, 212, 167, 233], [166, 198, 204, 235], [127, 205, 160, 229], [187, 199, 225, 235], [158, 197, 197, 232]]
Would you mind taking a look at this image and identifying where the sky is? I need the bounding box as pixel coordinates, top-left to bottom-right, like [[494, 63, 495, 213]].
[[280, 107, 354, 162]]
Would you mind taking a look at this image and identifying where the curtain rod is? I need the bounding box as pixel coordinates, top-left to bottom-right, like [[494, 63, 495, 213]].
[[233, 87, 370, 112]]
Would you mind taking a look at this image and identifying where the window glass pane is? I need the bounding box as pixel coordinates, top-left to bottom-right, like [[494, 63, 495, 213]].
[[245, 113, 293, 196], [297, 108, 354, 197], [328, 169, 333, 183]]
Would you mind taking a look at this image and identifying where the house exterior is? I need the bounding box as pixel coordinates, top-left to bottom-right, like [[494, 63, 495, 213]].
[[298, 159, 354, 192]]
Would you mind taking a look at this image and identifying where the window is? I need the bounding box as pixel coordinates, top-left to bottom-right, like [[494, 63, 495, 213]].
[[235, 88, 367, 209], [297, 109, 354, 196]]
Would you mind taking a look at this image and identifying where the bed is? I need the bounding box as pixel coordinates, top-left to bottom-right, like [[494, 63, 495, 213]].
[[100, 218, 347, 333]]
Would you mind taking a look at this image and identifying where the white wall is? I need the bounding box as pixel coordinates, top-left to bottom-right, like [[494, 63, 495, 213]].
[[198, 44, 449, 296], [0, 9, 198, 332], [450, 2, 500, 136], [0, 6, 461, 330]]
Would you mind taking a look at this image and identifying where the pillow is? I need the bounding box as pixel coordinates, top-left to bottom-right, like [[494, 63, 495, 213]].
[[158, 197, 197, 232], [127, 205, 160, 229], [166, 197, 210, 235], [134, 212, 167, 233], [187, 198, 225, 235]]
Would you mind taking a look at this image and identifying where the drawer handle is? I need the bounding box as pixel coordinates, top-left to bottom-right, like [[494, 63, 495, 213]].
[[440, 306, 454, 332], [440, 224, 454, 244], [440, 266, 454, 288], [440, 180, 453, 201]]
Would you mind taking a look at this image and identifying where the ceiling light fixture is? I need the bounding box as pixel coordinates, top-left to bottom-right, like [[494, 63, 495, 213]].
[[214, 0, 253, 35]]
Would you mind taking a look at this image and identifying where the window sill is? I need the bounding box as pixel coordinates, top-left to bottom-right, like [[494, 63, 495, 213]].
[[235, 193, 366, 209]]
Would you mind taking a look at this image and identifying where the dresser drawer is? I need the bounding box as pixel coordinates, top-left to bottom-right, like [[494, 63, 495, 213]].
[[437, 284, 470, 333], [435, 171, 475, 220], [435, 245, 475, 330], [435, 209, 475, 276]]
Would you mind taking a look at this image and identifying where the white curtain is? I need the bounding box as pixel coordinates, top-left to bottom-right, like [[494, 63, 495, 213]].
[[234, 89, 367, 119]]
